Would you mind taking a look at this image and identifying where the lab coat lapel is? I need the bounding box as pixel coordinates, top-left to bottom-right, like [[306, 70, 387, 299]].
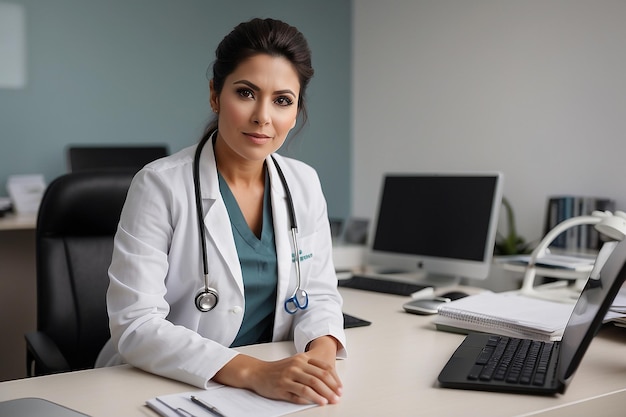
[[198, 143, 244, 294]]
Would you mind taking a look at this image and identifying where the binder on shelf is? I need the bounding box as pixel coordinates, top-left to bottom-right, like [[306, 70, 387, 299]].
[[433, 292, 575, 342], [544, 195, 616, 251]]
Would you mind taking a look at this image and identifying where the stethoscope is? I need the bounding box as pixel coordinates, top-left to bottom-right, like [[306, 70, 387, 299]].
[[192, 133, 309, 314]]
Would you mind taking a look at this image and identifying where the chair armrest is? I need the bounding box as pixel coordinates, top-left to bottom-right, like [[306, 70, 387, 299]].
[[25, 331, 71, 376]]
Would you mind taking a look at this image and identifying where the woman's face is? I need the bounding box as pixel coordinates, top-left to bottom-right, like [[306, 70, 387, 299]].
[[211, 53, 300, 164]]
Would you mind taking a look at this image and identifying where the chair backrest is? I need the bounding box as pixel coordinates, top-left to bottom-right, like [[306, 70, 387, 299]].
[[35, 171, 133, 371], [66, 145, 168, 173]]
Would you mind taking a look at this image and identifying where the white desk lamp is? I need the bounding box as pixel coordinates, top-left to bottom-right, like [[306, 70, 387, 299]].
[[520, 210, 626, 301]]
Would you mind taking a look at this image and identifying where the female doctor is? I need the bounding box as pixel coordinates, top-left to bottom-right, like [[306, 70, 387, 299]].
[[95, 18, 346, 406]]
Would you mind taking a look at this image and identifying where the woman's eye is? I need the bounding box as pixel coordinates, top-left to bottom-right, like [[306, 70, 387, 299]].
[[275, 96, 294, 107], [237, 88, 254, 99]]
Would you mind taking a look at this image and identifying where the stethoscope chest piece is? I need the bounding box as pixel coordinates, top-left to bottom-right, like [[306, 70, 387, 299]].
[[195, 287, 219, 312]]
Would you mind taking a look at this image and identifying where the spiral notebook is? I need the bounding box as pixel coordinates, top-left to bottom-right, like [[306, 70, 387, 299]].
[[433, 291, 575, 342]]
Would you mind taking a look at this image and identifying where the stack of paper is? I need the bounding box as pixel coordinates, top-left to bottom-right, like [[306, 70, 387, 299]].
[[434, 292, 576, 342], [147, 385, 316, 417]]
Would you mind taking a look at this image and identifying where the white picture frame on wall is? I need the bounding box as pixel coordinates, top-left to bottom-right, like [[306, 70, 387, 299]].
[[0, 2, 26, 88]]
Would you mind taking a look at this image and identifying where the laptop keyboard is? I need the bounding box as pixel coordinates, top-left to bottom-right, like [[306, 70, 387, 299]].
[[467, 335, 556, 386], [338, 274, 430, 296]]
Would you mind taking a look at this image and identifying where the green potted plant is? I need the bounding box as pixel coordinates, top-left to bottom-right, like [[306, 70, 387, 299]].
[[494, 197, 533, 256]]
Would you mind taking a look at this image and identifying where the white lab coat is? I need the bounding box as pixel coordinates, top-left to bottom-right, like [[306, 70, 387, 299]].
[[96, 142, 347, 388]]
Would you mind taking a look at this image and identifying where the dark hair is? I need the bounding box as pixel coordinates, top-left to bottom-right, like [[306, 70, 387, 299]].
[[201, 18, 314, 141]]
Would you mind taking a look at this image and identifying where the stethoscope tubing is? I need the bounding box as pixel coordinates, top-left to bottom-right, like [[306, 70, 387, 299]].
[[193, 134, 212, 282], [193, 132, 307, 313], [269, 159, 306, 310]]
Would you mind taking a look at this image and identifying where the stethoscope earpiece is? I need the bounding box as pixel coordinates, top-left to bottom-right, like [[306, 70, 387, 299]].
[[195, 287, 219, 312]]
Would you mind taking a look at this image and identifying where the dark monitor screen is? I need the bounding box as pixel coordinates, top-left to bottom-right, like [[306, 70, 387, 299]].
[[369, 173, 503, 280], [67, 145, 168, 173]]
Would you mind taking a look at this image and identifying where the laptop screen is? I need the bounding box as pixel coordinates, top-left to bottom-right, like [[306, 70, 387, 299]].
[[558, 240, 626, 384]]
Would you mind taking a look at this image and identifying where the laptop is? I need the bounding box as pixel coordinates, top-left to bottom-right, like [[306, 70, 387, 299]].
[[0, 398, 89, 416], [437, 239, 626, 395]]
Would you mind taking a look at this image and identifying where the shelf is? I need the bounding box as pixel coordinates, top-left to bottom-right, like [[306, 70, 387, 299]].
[[498, 261, 591, 280]]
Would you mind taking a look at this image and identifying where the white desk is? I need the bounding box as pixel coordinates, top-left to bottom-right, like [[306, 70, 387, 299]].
[[1, 287, 625, 416]]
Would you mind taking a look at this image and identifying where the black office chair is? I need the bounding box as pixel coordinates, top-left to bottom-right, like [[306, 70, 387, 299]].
[[24, 171, 133, 376]]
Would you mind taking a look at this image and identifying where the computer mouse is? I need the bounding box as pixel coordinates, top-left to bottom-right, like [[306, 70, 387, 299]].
[[440, 291, 469, 301], [402, 291, 468, 315]]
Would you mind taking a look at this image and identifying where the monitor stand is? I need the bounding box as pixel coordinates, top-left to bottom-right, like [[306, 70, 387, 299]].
[[418, 273, 462, 287], [360, 268, 461, 288]]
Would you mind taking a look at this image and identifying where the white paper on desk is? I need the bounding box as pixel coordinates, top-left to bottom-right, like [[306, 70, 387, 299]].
[[609, 285, 626, 312], [147, 386, 317, 417], [604, 310, 624, 323], [6, 174, 46, 213]]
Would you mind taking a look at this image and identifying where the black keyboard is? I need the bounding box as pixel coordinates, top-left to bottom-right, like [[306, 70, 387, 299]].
[[468, 335, 556, 386], [338, 274, 430, 296], [343, 313, 371, 329]]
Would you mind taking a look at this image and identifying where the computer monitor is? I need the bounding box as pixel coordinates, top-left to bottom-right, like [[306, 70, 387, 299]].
[[67, 145, 169, 173], [367, 172, 504, 285]]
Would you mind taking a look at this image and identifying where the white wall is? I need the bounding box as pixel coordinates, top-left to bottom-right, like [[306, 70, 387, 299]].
[[352, 0, 626, 245]]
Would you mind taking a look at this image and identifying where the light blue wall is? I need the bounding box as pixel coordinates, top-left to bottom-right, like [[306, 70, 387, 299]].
[[0, 0, 352, 219]]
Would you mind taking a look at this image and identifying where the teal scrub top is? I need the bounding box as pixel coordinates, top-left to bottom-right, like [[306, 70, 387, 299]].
[[218, 171, 278, 347]]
